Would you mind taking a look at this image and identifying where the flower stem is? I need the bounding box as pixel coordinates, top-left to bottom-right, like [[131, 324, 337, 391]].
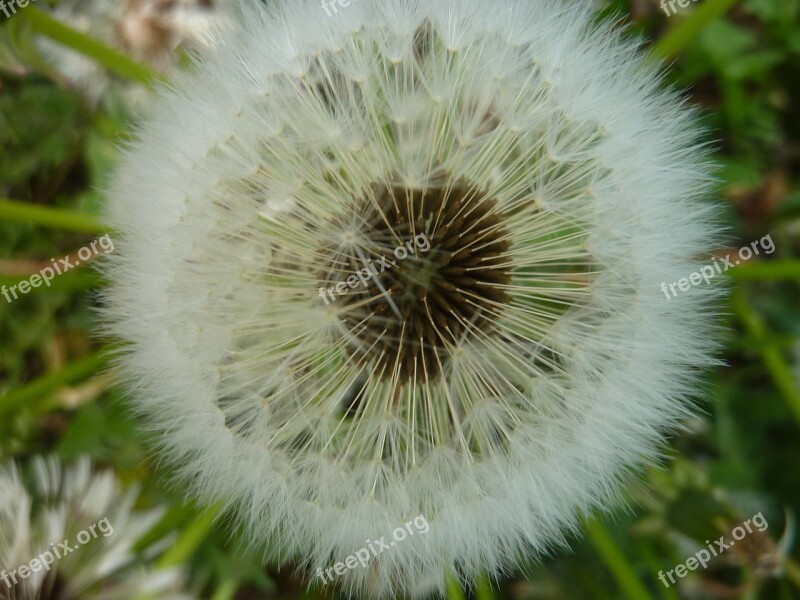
[[21, 7, 159, 87], [727, 261, 800, 281], [732, 290, 800, 426], [652, 0, 740, 59], [129, 509, 217, 600], [785, 558, 800, 591], [586, 518, 655, 600], [210, 581, 238, 600], [446, 574, 467, 600], [0, 270, 104, 292], [0, 347, 113, 416], [157, 508, 218, 568], [0, 197, 107, 234], [475, 575, 496, 600]]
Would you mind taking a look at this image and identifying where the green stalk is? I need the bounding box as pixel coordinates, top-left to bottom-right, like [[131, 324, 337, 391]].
[[21, 7, 159, 87], [128, 504, 222, 600], [727, 261, 800, 281], [157, 509, 218, 568], [475, 575, 496, 600], [652, 0, 740, 59], [732, 291, 800, 426], [785, 558, 800, 591], [0, 197, 106, 234], [636, 542, 680, 600], [130, 510, 218, 600], [210, 581, 239, 600], [586, 518, 655, 600], [446, 574, 467, 600], [0, 348, 114, 415], [0, 270, 105, 293]]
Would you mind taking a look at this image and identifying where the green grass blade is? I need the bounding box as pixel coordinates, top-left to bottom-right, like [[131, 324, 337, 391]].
[[587, 518, 655, 600], [652, 0, 740, 59], [21, 7, 159, 86], [0, 197, 106, 234]]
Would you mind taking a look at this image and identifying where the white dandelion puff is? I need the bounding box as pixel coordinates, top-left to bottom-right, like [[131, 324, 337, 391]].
[[40, 0, 231, 104], [0, 456, 194, 600], [103, 0, 723, 597]]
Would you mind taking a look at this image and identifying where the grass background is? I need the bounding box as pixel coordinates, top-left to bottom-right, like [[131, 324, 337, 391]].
[[1, 0, 799, 598]]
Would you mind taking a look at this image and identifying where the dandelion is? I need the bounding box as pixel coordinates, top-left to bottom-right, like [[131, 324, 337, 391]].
[[104, 0, 722, 596], [0, 457, 194, 600], [40, 0, 229, 103]]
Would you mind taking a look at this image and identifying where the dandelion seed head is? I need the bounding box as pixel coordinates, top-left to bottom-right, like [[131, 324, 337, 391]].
[[104, 0, 722, 596], [41, 0, 231, 103], [0, 457, 193, 600]]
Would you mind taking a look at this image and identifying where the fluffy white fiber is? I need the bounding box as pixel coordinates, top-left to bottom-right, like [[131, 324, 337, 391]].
[[42, 0, 230, 103], [103, 0, 722, 596], [0, 457, 193, 599]]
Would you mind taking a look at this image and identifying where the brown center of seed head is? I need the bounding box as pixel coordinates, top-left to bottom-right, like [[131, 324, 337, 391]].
[[321, 185, 512, 385]]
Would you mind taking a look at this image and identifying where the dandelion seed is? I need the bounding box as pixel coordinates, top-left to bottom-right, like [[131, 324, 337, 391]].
[[40, 0, 230, 103], [0, 457, 194, 600], [104, 0, 722, 596]]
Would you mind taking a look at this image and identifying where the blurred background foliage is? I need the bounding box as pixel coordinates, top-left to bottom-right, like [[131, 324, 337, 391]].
[[1, 0, 799, 598]]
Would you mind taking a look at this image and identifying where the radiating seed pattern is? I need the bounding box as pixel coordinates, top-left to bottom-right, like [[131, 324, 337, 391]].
[[320, 185, 513, 385]]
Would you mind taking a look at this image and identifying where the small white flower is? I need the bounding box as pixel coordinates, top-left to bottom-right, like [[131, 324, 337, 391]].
[[104, 0, 722, 596], [0, 457, 194, 600], [40, 0, 230, 103]]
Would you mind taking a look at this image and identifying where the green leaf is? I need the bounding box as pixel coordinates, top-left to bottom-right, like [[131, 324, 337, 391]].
[[723, 50, 784, 80], [0, 197, 106, 234], [652, 0, 741, 59], [21, 7, 158, 87]]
